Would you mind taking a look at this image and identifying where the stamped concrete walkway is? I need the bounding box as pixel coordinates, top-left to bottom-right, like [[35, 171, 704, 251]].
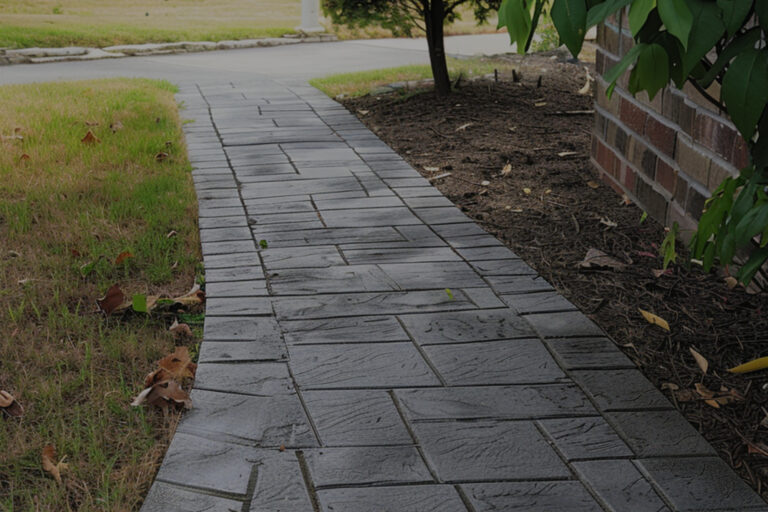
[[140, 76, 768, 512]]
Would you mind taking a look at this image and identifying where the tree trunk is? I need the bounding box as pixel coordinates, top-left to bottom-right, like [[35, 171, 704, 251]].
[[425, 0, 451, 95]]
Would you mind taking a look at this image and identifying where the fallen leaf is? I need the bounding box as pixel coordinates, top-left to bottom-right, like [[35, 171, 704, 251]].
[[132, 380, 191, 409], [155, 152, 169, 162], [661, 382, 679, 391], [19, 154, 30, 161], [587, 180, 599, 189], [534, 101, 547, 107], [423, 166, 440, 172], [620, 194, 632, 205], [729, 356, 768, 374], [689, 347, 709, 374], [638, 308, 670, 331], [501, 163, 512, 176], [480, 180, 491, 186], [158, 345, 197, 380], [169, 320, 194, 341], [523, 187, 532, 195], [357, 110, 369, 115], [166, 230, 177, 238], [81, 130, 100, 144], [85, 120, 99, 127], [577, 68, 593, 95], [110, 121, 123, 133], [96, 284, 127, 315], [173, 284, 205, 306], [724, 276, 738, 289], [599, 217, 618, 228], [651, 268, 673, 278], [455, 122, 474, 132], [114, 251, 133, 265], [0, 390, 23, 418], [557, 151, 579, 158], [41, 445, 68, 484], [694, 382, 743, 407], [0, 134, 23, 142], [577, 248, 626, 270]]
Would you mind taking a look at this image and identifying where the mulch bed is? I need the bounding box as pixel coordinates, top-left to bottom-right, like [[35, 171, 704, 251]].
[[341, 53, 768, 498]]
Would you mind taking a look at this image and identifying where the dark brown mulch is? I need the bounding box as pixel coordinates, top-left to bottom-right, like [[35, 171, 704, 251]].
[[342, 54, 768, 498]]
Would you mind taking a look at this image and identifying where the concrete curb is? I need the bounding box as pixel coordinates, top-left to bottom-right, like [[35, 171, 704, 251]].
[[0, 33, 337, 66]]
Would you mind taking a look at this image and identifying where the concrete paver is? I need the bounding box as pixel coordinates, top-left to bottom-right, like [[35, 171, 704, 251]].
[[136, 77, 768, 511]]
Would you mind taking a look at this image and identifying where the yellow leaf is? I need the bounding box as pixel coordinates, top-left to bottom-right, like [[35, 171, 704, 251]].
[[523, 187, 532, 195], [638, 308, 670, 331], [728, 356, 768, 374], [689, 347, 708, 374]]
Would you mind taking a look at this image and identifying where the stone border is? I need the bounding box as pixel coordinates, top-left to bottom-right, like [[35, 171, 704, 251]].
[[0, 33, 337, 66]]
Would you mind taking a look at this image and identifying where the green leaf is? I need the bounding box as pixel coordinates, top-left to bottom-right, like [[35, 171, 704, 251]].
[[551, 0, 588, 57], [737, 245, 768, 284], [629, 0, 657, 36], [498, 0, 532, 54], [717, 0, 752, 36], [681, 0, 726, 77], [657, 0, 693, 50], [132, 294, 148, 313], [734, 202, 768, 247], [259, 239, 269, 249], [604, 43, 647, 97], [586, 0, 632, 28], [756, 0, 768, 33], [628, 43, 670, 100], [698, 28, 761, 87], [722, 48, 768, 141]]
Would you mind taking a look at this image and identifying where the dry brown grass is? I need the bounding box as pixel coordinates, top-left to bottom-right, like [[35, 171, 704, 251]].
[[0, 79, 200, 511]]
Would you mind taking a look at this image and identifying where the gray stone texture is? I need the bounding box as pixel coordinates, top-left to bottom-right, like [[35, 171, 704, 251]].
[[139, 78, 765, 512]]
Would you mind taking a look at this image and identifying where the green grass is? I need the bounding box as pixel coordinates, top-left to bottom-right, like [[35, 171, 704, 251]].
[[309, 56, 522, 97], [0, 0, 300, 48], [0, 79, 200, 511]]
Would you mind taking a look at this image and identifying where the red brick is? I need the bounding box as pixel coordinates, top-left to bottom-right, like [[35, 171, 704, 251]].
[[732, 137, 750, 169], [635, 178, 669, 221], [620, 97, 647, 135], [656, 159, 677, 194], [601, 170, 626, 196], [694, 113, 736, 160], [621, 164, 637, 191], [645, 115, 676, 157]]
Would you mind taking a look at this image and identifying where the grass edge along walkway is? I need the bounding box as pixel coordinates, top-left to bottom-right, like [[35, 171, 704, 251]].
[[0, 78, 201, 511]]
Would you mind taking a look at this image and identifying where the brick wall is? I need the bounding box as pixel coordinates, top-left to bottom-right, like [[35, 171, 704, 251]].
[[591, 11, 749, 235]]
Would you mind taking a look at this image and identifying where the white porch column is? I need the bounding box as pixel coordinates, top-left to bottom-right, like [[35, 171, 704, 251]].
[[300, 0, 324, 33]]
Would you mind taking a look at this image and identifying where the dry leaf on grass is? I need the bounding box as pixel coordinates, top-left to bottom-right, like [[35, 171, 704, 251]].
[[19, 154, 30, 162], [0, 390, 23, 417], [81, 130, 100, 144], [96, 284, 128, 315], [724, 276, 739, 289], [85, 121, 99, 127], [689, 347, 709, 374], [132, 380, 192, 410], [155, 152, 169, 162], [577, 248, 627, 270], [587, 180, 599, 189], [110, 121, 123, 133], [169, 320, 194, 341], [41, 445, 68, 484], [638, 309, 670, 331], [114, 251, 133, 265], [158, 345, 197, 380], [173, 284, 206, 307]]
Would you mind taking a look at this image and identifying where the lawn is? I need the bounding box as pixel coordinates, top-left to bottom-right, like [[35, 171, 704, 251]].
[[0, 0, 301, 48], [0, 79, 200, 511], [309, 56, 527, 98], [0, 0, 501, 49]]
